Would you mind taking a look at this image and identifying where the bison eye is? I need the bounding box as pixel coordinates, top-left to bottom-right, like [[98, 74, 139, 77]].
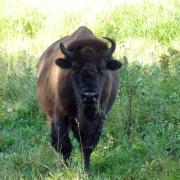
[[97, 67, 106, 74], [72, 61, 80, 70]]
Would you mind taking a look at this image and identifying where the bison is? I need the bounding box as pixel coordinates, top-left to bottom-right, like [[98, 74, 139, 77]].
[[37, 26, 122, 173]]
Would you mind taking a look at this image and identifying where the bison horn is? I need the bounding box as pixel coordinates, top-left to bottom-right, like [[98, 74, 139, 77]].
[[103, 37, 116, 56], [59, 43, 74, 58]]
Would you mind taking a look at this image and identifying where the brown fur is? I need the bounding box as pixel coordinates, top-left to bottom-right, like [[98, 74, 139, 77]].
[[37, 26, 121, 173], [37, 26, 119, 120]]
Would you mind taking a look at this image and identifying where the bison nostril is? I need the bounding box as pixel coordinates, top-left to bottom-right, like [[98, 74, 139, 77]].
[[83, 97, 88, 102], [92, 97, 97, 102], [81, 92, 99, 102]]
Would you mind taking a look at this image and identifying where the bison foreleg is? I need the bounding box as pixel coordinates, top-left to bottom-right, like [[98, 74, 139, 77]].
[[83, 146, 93, 173], [51, 116, 72, 162], [81, 120, 103, 173]]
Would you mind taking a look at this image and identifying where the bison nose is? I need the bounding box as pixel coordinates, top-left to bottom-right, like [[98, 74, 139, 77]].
[[81, 92, 99, 103]]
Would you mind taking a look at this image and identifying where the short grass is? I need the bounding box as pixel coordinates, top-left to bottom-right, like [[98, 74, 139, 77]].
[[0, 0, 180, 179]]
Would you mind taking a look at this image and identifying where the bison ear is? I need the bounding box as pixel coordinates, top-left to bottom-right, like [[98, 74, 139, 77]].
[[106, 60, 122, 70], [55, 58, 72, 69]]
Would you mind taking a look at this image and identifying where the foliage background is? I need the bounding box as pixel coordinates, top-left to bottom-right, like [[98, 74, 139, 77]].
[[0, 0, 180, 179]]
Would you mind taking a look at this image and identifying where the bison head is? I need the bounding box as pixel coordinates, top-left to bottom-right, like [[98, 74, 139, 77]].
[[55, 38, 122, 118]]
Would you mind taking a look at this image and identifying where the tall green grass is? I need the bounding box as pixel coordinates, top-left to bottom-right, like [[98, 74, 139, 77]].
[[0, 0, 180, 179], [96, 0, 180, 44]]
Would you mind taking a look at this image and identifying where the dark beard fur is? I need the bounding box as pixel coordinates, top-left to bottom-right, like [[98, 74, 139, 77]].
[[83, 105, 98, 120]]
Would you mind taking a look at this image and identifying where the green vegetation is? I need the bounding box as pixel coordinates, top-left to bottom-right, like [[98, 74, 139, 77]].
[[0, 0, 179, 179]]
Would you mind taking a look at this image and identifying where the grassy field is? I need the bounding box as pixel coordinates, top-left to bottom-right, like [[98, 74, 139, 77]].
[[0, 0, 180, 179]]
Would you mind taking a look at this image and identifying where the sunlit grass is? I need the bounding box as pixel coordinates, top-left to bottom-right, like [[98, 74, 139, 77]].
[[1, 0, 179, 59], [0, 0, 180, 179]]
